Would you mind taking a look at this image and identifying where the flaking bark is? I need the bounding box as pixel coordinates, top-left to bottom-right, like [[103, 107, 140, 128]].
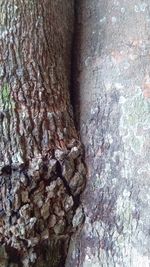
[[0, 1, 85, 266]]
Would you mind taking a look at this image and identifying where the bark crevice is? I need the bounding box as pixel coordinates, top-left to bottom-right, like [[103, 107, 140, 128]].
[[0, 1, 86, 266]]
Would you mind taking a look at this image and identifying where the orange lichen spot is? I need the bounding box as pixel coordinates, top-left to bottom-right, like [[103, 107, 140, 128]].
[[143, 89, 150, 98], [111, 50, 125, 64], [143, 75, 150, 99]]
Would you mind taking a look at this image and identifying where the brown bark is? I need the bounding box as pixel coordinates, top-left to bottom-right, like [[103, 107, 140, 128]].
[[0, 1, 85, 266]]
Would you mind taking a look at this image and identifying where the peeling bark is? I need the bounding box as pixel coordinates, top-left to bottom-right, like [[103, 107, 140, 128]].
[[0, 1, 85, 266]]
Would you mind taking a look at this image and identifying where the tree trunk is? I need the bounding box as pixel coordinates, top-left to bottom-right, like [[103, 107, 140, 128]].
[[67, 0, 150, 266], [0, 1, 85, 266]]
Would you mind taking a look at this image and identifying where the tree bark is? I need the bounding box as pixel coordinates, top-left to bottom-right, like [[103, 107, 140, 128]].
[[0, 1, 85, 266], [67, 0, 150, 266]]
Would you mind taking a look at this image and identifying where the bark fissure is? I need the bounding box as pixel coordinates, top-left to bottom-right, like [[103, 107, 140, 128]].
[[0, 1, 86, 266]]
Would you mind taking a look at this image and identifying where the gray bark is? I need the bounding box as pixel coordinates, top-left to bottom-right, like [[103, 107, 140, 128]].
[[0, 1, 150, 266], [67, 0, 150, 267]]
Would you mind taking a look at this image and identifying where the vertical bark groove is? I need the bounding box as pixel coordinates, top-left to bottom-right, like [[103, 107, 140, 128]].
[[0, 1, 86, 266]]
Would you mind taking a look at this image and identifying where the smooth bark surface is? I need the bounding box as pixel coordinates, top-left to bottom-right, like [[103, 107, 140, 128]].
[[0, 1, 85, 266], [67, 0, 150, 266]]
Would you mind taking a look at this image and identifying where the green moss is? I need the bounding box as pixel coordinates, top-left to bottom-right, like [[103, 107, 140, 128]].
[[1, 83, 10, 102], [0, 83, 15, 111]]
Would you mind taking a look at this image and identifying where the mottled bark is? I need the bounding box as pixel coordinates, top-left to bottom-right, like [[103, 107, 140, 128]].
[[0, 1, 85, 266], [67, 0, 150, 267]]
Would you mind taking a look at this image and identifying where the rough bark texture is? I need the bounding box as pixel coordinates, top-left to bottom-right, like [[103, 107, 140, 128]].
[[67, 0, 150, 267], [0, 1, 86, 266]]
